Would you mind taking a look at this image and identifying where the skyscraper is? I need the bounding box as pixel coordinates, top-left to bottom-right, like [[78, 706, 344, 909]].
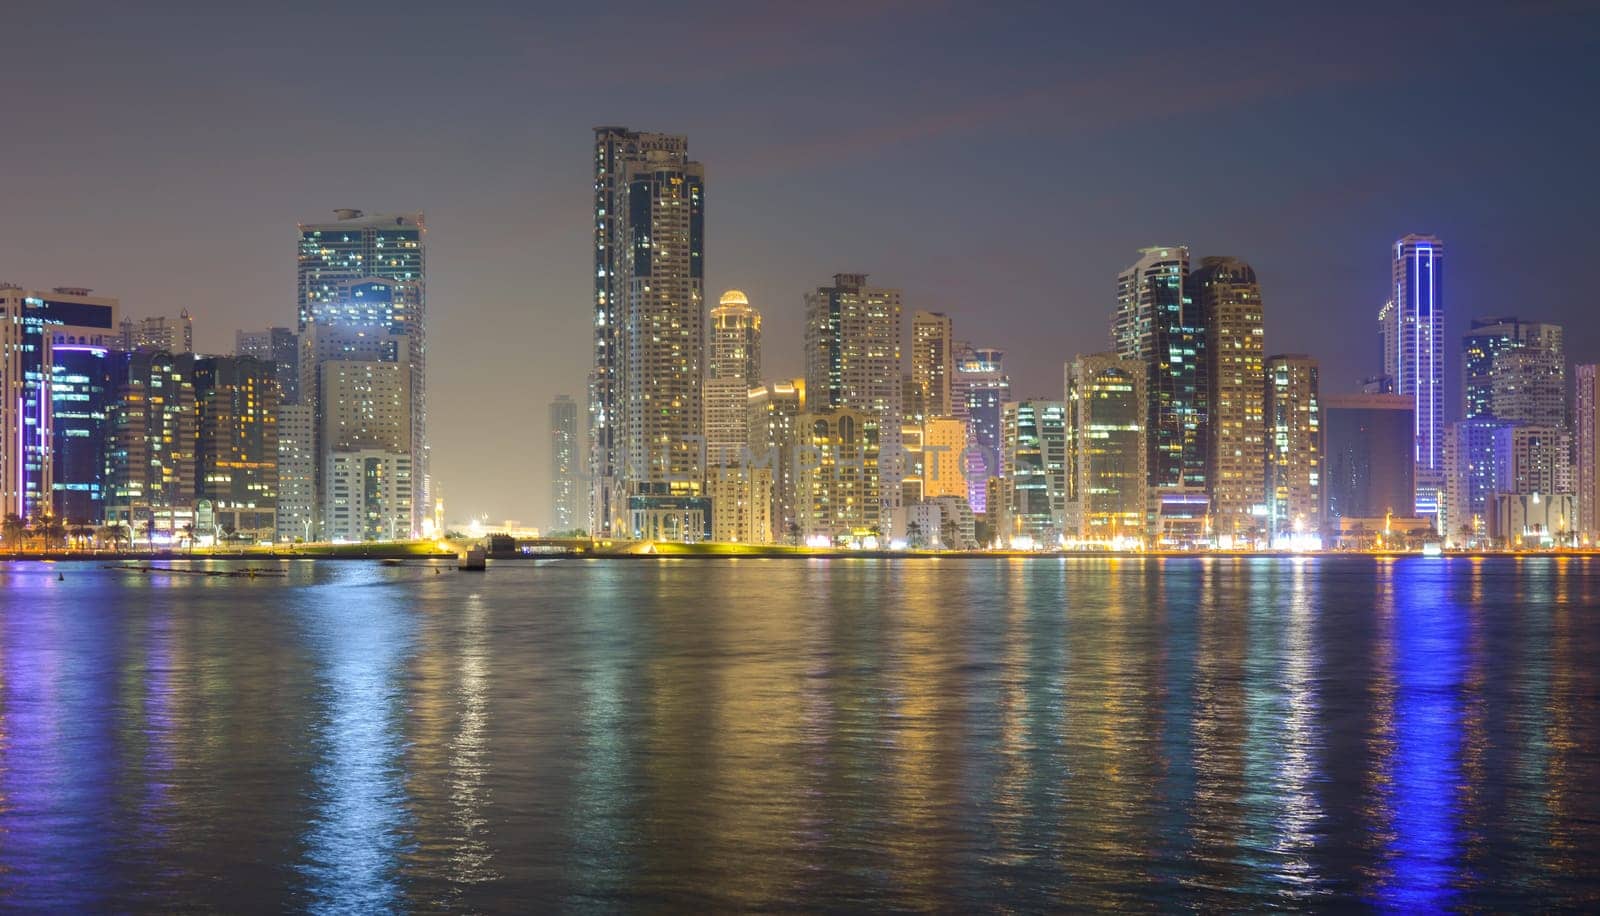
[[1381, 233, 1445, 520], [1578, 365, 1600, 543], [748, 379, 805, 540], [299, 276, 424, 538], [1002, 400, 1066, 546], [1191, 256, 1265, 540], [49, 343, 114, 524], [298, 209, 427, 533], [911, 311, 954, 420], [804, 273, 903, 527], [609, 131, 707, 541], [318, 358, 413, 542], [582, 129, 694, 541], [1264, 355, 1321, 543], [193, 356, 279, 541], [104, 350, 197, 540], [708, 290, 760, 385], [1114, 246, 1206, 494], [951, 343, 1010, 515], [704, 289, 759, 471], [549, 394, 580, 533], [0, 285, 120, 522], [794, 407, 880, 543], [1461, 317, 1565, 428], [1064, 353, 1147, 544]]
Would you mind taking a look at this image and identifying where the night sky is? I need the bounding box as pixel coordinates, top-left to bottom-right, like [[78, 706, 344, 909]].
[[4, 1, 1597, 525]]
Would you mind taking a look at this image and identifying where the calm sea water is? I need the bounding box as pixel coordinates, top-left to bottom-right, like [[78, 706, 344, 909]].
[[1, 556, 1598, 911]]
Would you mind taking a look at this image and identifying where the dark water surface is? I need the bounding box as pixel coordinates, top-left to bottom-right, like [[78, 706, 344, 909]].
[[2, 556, 1598, 911]]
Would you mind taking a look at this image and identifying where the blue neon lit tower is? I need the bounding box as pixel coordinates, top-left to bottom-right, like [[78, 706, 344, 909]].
[[1380, 234, 1445, 522]]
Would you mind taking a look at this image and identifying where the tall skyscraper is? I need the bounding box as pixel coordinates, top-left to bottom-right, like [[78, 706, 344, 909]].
[[911, 311, 954, 420], [1002, 400, 1066, 545], [1264, 355, 1321, 543], [275, 403, 315, 543], [1578, 365, 1600, 543], [193, 356, 279, 541], [748, 379, 805, 540], [1381, 233, 1445, 520], [548, 394, 580, 533], [1461, 317, 1565, 428], [1441, 418, 1514, 543], [612, 132, 707, 540], [104, 350, 197, 539], [1114, 246, 1207, 497], [1323, 393, 1415, 525], [921, 417, 967, 500], [1191, 256, 1265, 540], [0, 285, 120, 523], [804, 273, 903, 527], [1064, 353, 1147, 543], [318, 358, 413, 542], [704, 289, 759, 471], [582, 129, 694, 541], [951, 343, 1010, 514], [49, 343, 115, 524], [708, 290, 760, 385], [299, 276, 424, 539], [298, 210, 427, 534]]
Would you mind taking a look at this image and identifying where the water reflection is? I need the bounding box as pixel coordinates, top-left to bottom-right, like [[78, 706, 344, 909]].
[[0, 557, 1597, 909], [294, 576, 417, 912]]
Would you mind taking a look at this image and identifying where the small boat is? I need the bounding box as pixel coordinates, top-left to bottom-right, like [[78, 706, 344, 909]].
[[380, 558, 403, 567], [457, 546, 487, 571]]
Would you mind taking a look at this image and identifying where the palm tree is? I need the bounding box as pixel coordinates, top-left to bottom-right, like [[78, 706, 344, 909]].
[[68, 519, 93, 551], [905, 520, 923, 548], [181, 523, 196, 554], [3, 514, 28, 553], [144, 517, 156, 551], [42, 515, 67, 551]]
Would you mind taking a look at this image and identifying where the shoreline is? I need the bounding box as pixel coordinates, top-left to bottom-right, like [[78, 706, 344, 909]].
[[5, 548, 1600, 563]]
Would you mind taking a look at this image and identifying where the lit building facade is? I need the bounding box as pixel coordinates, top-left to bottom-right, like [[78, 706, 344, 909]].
[[795, 407, 880, 542], [1264, 355, 1321, 543], [1113, 246, 1207, 501], [49, 343, 115, 524], [548, 394, 581, 533], [104, 350, 197, 538], [708, 290, 760, 385], [1, 286, 120, 523], [276, 403, 315, 543], [951, 343, 1009, 514], [611, 133, 706, 540], [1578, 364, 1600, 542], [121, 312, 193, 354], [922, 417, 967, 500], [706, 464, 773, 543], [193, 356, 279, 541], [748, 379, 805, 540], [911, 311, 954, 420], [1002, 400, 1066, 546], [317, 356, 412, 541], [1462, 316, 1566, 431], [804, 274, 902, 527], [1064, 353, 1146, 543], [1191, 256, 1264, 539], [1381, 233, 1445, 520], [1441, 419, 1514, 544], [236, 326, 300, 403]]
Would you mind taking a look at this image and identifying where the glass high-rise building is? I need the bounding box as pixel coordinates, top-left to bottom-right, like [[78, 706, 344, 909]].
[[951, 343, 1009, 514], [1064, 353, 1146, 543], [748, 379, 806, 539], [1381, 233, 1445, 520], [1264, 355, 1321, 543], [1002, 400, 1066, 545], [548, 394, 580, 533], [1191, 256, 1265, 540], [49, 344, 114, 524], [236, 326, 301, 404], [1114, 246, 1207, 498], [193, 356, 279, 541]]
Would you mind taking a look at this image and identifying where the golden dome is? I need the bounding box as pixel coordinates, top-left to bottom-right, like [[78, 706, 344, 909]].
[[719, 289, 750, 307]]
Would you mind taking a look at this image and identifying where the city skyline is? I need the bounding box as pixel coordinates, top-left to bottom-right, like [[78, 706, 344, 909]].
[[3, 3, 1597, 521]]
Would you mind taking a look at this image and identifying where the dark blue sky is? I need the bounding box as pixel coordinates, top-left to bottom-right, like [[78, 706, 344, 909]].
[[4, 0, 1597, 523]]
